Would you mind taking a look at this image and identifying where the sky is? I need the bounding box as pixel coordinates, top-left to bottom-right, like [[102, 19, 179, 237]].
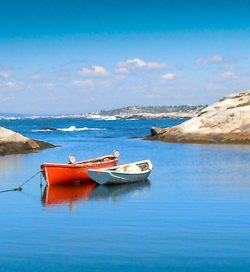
[[0, 0, 250, 114]]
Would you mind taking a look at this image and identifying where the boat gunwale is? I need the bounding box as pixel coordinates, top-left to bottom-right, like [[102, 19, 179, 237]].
[[88, 160, 153, 175], [41, 154, 118, 169]]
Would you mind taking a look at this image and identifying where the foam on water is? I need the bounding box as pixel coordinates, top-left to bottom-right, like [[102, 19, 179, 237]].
[[32, 126, 106, 132]]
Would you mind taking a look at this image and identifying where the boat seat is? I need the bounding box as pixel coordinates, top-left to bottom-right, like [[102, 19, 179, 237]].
[[116, 164, 141, 173]]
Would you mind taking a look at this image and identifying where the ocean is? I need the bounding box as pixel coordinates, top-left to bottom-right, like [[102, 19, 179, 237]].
[[0, 117, 250, 272]]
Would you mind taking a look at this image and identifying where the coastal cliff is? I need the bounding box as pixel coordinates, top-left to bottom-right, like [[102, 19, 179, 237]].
[[0, 126, 56, 155], [147, 91, 250, 144]]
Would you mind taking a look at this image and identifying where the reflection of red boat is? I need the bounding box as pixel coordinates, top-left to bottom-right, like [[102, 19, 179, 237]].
[[42, 180, 151, 207], [40, 152, 119, 185], [42, 183, 97, 206]]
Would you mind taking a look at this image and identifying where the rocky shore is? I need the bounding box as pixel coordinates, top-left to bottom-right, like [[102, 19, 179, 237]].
[[147, 91, 250, 144], [0, 126, 56, 156]]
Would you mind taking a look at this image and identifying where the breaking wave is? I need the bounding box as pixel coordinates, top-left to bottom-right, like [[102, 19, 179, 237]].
[[32, 126, 106, 132]]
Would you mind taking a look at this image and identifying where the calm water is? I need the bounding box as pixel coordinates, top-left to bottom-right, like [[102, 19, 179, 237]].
[[0, 118, 250, 272]]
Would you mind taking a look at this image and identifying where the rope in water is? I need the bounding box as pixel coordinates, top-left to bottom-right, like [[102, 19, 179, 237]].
[[0, 171, 41, 193]]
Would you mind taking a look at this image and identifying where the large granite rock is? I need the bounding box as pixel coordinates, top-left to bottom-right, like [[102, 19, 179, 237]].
[[0, 126, 56, 155], [147, 91, 250, 144]]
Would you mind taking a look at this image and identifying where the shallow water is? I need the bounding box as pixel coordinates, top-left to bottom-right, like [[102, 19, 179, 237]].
[[0, 118, 250, 272]]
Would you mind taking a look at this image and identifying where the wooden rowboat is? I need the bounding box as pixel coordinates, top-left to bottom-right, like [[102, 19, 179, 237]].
[[40, 152, 119, 185], [88, 160, 153, 185]]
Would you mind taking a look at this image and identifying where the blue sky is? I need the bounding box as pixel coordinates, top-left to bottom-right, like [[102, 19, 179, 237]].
[[0, 0, 250, 114]]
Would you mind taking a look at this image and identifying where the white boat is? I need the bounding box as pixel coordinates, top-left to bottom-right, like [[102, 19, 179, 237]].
[[88, 160, 153, 185]]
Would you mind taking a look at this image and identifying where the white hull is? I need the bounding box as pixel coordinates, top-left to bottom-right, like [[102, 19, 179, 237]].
[[88, 160, 153, 185]]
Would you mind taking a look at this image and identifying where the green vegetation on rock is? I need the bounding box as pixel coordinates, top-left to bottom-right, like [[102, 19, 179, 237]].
[[99, 105, 206, 116]]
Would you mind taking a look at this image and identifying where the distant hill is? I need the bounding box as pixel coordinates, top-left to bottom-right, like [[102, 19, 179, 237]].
[[0, 105, 207, 120], [99, 105, 206, 116]]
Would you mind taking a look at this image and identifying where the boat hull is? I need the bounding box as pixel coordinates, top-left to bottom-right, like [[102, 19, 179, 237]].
[[88, 160, 153, 185], [41, 155, 118, 185], [88, 170, 151, 185]]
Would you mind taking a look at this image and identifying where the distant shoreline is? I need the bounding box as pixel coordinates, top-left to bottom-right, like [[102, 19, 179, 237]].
[[0, 105, 204, 120], [0, 112, 195, 120]]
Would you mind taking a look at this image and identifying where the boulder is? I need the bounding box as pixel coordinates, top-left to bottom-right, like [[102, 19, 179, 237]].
[[151, 127, 166, 136], [0, 126, 56, 155], [147, 91, 250, 144]]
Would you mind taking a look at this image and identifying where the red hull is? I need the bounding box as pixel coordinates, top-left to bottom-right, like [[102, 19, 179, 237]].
[[41, 154, 118, 185]]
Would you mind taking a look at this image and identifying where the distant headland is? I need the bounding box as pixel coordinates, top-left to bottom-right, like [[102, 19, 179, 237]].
[[0, 105, 205, 120]]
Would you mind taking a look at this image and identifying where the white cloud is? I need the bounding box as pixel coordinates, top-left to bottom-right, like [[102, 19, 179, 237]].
[[208, 70, 250, 88], [115, 74, 127, 80], [215, 70, 238, 81], [6, 81, 16, 88], [115, 66, 130, 75], [31, 74, 42, 80], [220, 71, 235, 79], [72, 79, 93, 88], [216, 70, 250, 84], [77, 65, 109, 77], [126, 58, 146, 68], [161, 73, 176, 80], [116, 58, 167, 74], [0, 70, 11, 78], [100, 79, 116, 88], [196, 55, 224, 65], [43, 82, 54, 89], [0, 81, 17, 89]]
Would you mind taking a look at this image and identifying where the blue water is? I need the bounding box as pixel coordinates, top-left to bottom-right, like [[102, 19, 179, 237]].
[[0, 118, 250, 272]]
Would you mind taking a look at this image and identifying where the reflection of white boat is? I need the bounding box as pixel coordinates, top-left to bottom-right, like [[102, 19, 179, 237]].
[[88, 160, 153, 185], [90, 180, 151, 201], [42, 180, 150, 206]]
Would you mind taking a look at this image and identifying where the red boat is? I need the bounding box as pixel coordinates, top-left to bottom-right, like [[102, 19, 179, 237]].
[[40, 152, 119, 185]]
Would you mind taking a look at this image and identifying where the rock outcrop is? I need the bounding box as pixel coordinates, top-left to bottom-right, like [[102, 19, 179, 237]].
[[147, 91, 250, 144], [0, 126, 56, 155]]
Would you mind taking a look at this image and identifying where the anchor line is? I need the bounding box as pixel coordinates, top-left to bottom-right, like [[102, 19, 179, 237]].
[[0, 171, 41, 193]]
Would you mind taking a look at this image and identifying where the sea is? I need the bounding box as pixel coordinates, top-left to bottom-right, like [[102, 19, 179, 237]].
[[0, 117, 250, 272]]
